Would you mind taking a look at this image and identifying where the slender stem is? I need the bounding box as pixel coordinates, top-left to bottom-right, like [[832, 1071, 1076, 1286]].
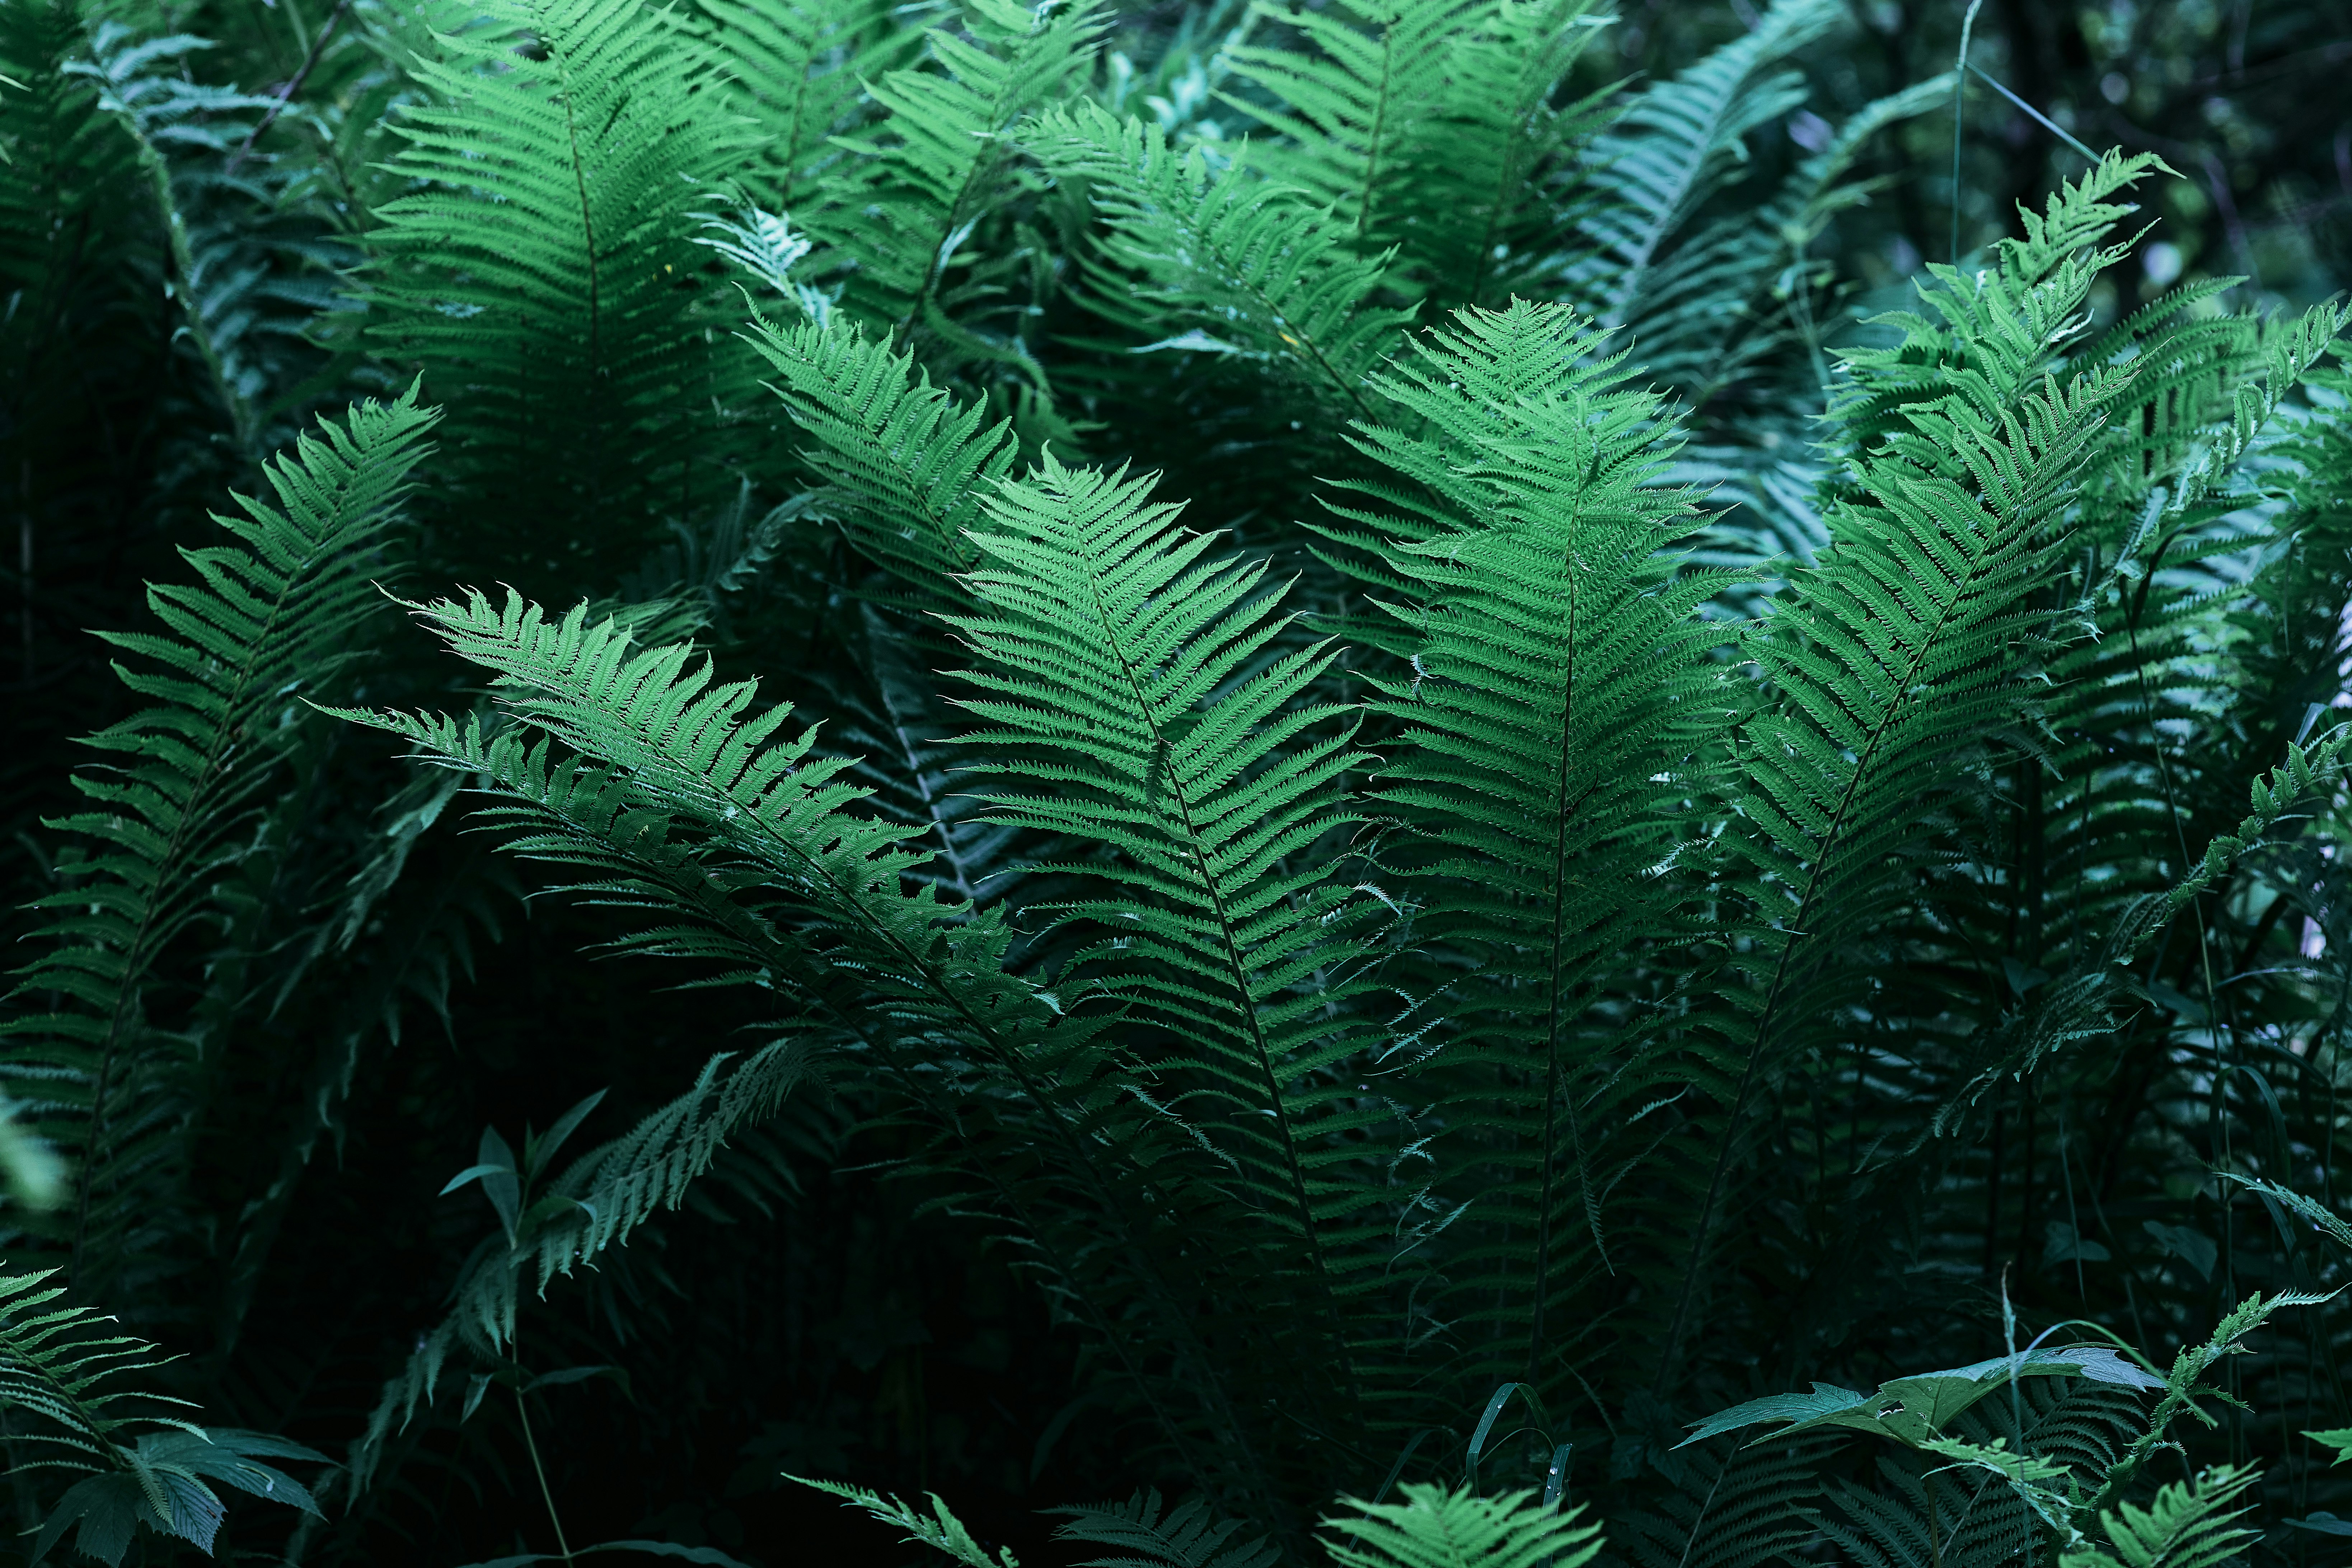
[[1950, 0, 1984, 266], [515, 1384, 577, 1565]]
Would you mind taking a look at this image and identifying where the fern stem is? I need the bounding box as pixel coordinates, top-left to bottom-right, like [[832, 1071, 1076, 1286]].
[[1949, 0, 1983, 267]]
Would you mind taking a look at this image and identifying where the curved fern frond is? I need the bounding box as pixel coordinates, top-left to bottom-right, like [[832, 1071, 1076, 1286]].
[[1657, 155, 2155, 1379], [1330, 300, 1735, 1385], [813, 0, 1102, 341], [1215, 0, 1491, 252], [1026, 102, 1410, 420], [697, 0, 917, 210], [338, 592, 1273, 1499], [1047, 1488, 1280, 1568], [0, 386, 438, 1300], [2060, 1465, 2259, 1568], [1571, 0, 1843, 330], [0, 1268, 324, 1568], [744, 308, 1018, 607]]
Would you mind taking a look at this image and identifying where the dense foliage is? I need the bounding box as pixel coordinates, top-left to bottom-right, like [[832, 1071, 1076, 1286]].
[[2, 0, 2351, 1563]]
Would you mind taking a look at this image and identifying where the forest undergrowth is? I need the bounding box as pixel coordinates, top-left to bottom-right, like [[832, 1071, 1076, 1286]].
[[3, 0, 2352, 1562]]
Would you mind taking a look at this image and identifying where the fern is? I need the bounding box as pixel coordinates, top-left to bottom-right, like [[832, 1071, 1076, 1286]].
[[697, 0, 916, 211], [808, 0, 1103, 362], [1321, 300, 1735, 1387], [368, 0, 764, 582], [1569, 0, 1843, 331], [338, 589, 1279, 1502], [0, 1268, 324, 1566], [743, 308, 1018, 606], [0, 385, 438, 1299], [2060, 1466, 2259, 1568], [1320, 1484, 1602, 1568], [792, 1474, 1021, 1566], [945, 454, 1387, 1414], [1026, 101, 1411, 421], [1656, 154, 2175, 1375], [1215, 0, 1491, 254]]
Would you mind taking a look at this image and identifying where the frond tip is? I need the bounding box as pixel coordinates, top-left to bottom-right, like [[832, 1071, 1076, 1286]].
[[1321, 1484, 1604, 1568]]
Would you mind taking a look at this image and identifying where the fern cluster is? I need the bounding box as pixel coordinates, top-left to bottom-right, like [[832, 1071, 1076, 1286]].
[[2, 0, 2351, 1563]]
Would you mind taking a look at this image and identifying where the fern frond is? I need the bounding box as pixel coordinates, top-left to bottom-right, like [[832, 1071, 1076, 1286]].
[[338, 591, 1275, 1499], [1321, 1484, 1602, 1568], [1327, 300, 1736, 1386], [1571, 0, 1843, 331], [1026, 102, 1410, 420], [1658, 154, 2156, 1376], [0, 386, 438, 1298], [0, 1268, 324, 1567], [697, 0, 916, 209], [945, 453, 1388, 1396], [744, 308, 1018, 605], [791, 1475, 1019, 1567], [1215, 0, 1491, 253], [812, 0, 1102, 341], [2061, 1465, 2259, 1568], [369, 0, 764, 579]]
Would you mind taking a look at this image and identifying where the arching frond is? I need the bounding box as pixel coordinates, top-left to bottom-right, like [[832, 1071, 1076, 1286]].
[[945, 455, 1390, 1403], [1321, 1484, 1603, 1568], [0, 387, 438, 1301], [744, 309, 1018, 607]]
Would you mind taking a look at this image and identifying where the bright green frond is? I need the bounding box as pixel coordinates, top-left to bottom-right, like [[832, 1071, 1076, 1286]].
[[369, 0, 765, 580], [1571, 0, 1843, 329], [1322, 1485, 1603, 1568]]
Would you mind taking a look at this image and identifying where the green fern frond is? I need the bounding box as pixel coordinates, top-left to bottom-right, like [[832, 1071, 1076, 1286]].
[[813, 0, 1102, 341], [1659, 153, 2159, 1376], [697, 0, 918, 209], [337, 590, 1274, 1499], [1327, 300, 1735, 1382], [1321, 1484, 1602, 1568], [1215, 0, 1491, 253], [0, 1268, 324, 1567], [1027, 102, 1410, 420], [2061, 1465, 2260, 1568], [1571, 0, 1843, 331], [0, 385, 438, 1298], [369, 0, 764, 579], [945, 453, 1385, 1380], [744, 308, 1018, 605], [791, 1475, 1020, 1566]]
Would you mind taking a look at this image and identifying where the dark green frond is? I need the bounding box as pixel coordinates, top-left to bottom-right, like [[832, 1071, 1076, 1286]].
[[0, 386, 438, 1299]]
